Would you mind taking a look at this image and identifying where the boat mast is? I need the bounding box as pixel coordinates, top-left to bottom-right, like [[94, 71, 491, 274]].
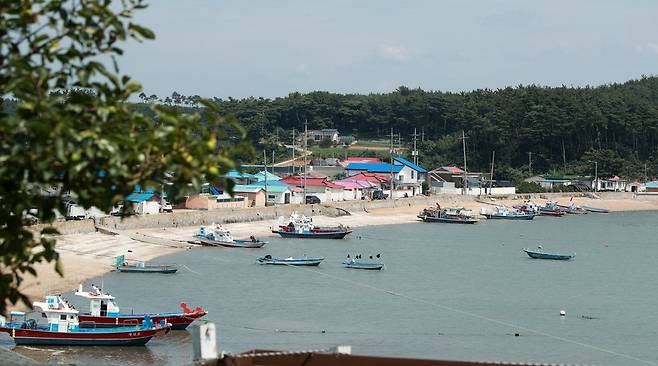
[[303, 119, 307, 202], [462, 130, 468, 195], [489, 150, 495, 195]]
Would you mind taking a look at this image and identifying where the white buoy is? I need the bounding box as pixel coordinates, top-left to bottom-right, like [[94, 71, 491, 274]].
[[560, 310, 566, 316]]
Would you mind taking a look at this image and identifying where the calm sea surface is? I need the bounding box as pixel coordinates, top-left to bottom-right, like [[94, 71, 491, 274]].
[[5, 211, 658, 365]]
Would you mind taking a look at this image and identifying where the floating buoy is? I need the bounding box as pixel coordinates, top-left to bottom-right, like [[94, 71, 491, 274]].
[[560, 310, 566, 316]]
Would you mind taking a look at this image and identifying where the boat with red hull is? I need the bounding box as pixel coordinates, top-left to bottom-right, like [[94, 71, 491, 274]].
[[0, 295, 170, 346], [271, 212, 352, 239], [75, 285, 206, 330]]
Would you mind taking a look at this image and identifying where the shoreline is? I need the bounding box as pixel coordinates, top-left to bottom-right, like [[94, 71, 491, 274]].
[[11, 194, 658, 312]]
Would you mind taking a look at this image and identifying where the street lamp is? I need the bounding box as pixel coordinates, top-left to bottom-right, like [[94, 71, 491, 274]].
[[588, 160, 598, 192]]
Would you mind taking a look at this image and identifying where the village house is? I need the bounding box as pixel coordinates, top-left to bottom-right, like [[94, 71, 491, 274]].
[[344, 157, 426, 197], [280, 175, 345, 202], [299, 129, 340, 144], [183, 192, 247, 210], [232, 185, 266, 207], [124, 187, 164, 214]]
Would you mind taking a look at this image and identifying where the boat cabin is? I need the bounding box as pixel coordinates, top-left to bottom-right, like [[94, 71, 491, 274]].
[[33, 295, 79, 332], [197, 223, 233, 242], [277, 212, 314, 233], [75, 284, 120, 317]]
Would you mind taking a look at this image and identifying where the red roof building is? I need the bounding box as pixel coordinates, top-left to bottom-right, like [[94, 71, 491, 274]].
[[280, 175, 343, 189], [339, 157, 383, 167]]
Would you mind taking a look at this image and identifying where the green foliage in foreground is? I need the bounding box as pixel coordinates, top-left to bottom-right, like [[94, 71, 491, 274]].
[[0, 0, 252, 315]]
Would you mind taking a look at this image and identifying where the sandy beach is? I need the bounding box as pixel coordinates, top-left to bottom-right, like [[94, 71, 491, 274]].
[[11, 193, 658, 311]]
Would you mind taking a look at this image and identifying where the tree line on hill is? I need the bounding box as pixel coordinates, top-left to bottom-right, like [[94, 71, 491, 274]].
[[7, 76, 658, 182], [195, 76, 658, 182]]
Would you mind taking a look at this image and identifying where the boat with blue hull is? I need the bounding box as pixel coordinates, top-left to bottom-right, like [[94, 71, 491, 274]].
[[271, 213, 352, 239], [115, 255, 178, 274], [523, 248, 575, 261], [257, 255, 324, 266], [481, 206, 535, 220], [195, 224, 267, 248], [0, 295, 170, 346], [342, 260, 384, 270], [75, 285, 206, 330]]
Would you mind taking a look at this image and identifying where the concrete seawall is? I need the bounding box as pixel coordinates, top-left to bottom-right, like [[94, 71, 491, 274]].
[[29, 196, 439, 234], [32, 191, 646, 235], [97, 195, 439, 231]]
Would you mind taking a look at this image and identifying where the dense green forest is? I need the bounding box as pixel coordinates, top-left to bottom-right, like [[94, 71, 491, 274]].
[[6, 76, 658, 182], [196, 76, 658, 181]]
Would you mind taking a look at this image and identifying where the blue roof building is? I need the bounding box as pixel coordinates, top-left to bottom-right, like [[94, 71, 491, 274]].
[[345, 163, 403, 174], [393, 156, 427, 173]]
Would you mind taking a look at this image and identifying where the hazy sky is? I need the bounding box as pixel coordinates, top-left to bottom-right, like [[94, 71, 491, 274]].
[[119, 0, 658, 99]]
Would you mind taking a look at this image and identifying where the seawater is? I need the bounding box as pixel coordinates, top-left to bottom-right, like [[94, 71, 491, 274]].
[[5, 211, 658, 366]]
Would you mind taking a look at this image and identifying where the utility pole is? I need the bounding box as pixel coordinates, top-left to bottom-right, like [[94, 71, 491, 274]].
[[461, 131, 468, 196], [594, 161, 598, 192], [291, 128, 295, 176], [528, 152, 532, 176], [645, 162, 648, 181], [412, 128, 419, 166], [489, 151, 495, 195], [303, 120, 308, 203], [263, 150, 268, 207], [421, 127, 425, 142], [389, 127, 394, 200]]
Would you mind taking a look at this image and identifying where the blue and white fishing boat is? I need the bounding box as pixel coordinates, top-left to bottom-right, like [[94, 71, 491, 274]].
[[523, 247, 575, 261], [195, 224, 267, 248], [257, 254, 324, 266], [480, 206, 535, 220], [0, 295, 170, 346]]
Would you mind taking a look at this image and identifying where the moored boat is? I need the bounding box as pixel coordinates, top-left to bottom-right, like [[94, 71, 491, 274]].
[[481, 206, 535, 220], [75, 284, 206, 330], [0, 295, 170, 346], [557, 204, 588, 214], [115, 255, 178, 273], [418, 205, 478, 224], [271, 212, 352, 239], [538, 202, 565, 217], [582, 205, 610, 213], [195, 224, 267, 248], [513, 201, 541, 215], [257, 254, 324, 266], [523, 247, 575, 261]]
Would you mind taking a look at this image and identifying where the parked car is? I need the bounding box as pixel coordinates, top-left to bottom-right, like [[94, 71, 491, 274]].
[[160, 200, 173, 213], [305, 195, 321, 204], [372, 190, 388, 200]]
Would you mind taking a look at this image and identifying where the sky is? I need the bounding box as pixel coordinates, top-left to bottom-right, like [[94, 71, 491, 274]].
[[119, 0, 658, 100]]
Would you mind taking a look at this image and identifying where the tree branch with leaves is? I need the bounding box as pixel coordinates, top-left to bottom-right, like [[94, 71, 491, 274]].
[[0, 0, 253, 314]]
